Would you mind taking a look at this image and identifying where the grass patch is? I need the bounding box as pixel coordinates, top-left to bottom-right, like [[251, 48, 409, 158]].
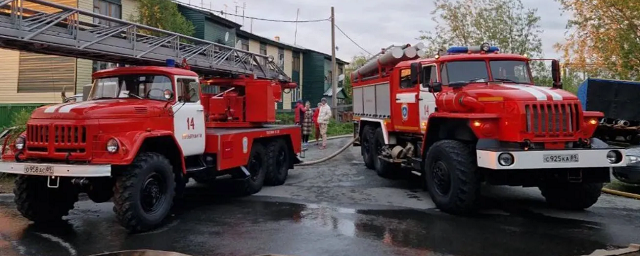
[[606, 179, 640, 195]]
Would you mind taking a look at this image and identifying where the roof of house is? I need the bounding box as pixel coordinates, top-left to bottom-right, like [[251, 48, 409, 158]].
[[175, 1, 349, 65]]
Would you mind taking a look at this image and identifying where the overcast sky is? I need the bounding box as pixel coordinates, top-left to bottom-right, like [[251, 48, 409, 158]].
[[176, 0, 570, 63]]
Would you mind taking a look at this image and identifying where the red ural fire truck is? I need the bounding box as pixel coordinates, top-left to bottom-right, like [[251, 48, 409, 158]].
[[352, 43, 627, 213], [0, 0, 302, 232]]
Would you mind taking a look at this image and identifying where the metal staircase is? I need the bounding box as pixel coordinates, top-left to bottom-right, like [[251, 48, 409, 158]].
[[0, 0, 291, 81]]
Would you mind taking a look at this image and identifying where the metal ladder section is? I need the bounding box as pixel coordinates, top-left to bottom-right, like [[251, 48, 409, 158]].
[[0, 0, 291, 82]]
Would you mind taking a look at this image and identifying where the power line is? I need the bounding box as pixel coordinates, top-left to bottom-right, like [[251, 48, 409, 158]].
[[334, 23, 373, 56], [175, 1, 330, 23]]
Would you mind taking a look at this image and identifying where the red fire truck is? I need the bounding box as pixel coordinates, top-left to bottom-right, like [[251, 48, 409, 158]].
[[351, 43, 627, 214], [0, 0, 301, 232]]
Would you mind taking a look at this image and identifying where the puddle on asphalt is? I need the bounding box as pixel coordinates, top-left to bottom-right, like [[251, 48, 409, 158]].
[[0, 196, 633, 256]]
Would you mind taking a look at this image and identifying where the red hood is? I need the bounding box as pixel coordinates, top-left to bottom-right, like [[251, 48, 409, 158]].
[[31, 99, 167, 119], [461, 82, 578, 102]]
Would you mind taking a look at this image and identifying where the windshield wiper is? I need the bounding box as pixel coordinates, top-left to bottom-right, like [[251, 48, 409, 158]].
[[491, 78, 526, 84], [124, 92, 144, 99]]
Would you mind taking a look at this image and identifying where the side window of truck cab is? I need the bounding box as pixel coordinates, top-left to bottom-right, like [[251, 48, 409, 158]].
[[399, 69, 415, 89], [177, 78, 200, 103], [420, 65, 438, 87]]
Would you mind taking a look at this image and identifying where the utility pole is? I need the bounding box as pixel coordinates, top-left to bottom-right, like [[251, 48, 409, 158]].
[[330, 6, 338, 120]]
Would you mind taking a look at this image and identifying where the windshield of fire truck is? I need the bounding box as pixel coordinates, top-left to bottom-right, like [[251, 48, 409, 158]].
[[89, 75, 173, 101], [443, 60, 531, 84]]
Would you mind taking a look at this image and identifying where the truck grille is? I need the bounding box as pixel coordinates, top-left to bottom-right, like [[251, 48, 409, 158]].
[[525, 103, 580, 135], [27, 124, 87, 146]]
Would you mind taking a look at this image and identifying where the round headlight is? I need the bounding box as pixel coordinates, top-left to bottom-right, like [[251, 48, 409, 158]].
[[498, 153, 514, 166], [106, 138, 119, 153], [606, 150, 622, 164], [627, 155, 640, 165], [15, 136, 25, 150]]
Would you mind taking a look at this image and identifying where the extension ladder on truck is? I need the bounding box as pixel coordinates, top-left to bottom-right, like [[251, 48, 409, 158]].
[[0, 0, 290, 81]]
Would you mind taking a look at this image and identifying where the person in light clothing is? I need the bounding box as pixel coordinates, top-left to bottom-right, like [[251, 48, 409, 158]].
[[317, 98, 332, 149]]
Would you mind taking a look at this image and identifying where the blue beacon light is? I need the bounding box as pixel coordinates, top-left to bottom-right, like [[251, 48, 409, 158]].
[[446, 46, 500, 54]]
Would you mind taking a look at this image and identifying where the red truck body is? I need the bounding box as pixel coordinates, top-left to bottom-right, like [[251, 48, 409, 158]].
[[351, 43, 626, 214]]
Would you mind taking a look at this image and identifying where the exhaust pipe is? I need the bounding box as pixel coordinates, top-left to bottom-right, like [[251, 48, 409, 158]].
[[617, 120, 630, 127]]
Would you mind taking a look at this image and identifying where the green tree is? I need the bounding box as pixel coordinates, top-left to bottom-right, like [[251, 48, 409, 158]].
[[416, 0, 561, 86], [555, 0, 640, 80], [342, 55, 368, 104], [135, 0, 195, 37], [418, 0, 543, 58]]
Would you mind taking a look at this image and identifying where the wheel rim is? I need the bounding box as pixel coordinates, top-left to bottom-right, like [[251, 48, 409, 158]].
[[140, 173, 166, 214], [248, 151, 263, 181], [432, 161, 451, 195]]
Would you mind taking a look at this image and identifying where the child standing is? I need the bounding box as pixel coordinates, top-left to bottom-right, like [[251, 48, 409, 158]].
[[302, 101, 313, 145]]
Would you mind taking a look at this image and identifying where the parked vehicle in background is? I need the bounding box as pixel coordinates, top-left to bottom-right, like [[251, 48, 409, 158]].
[[613, 146, 640, 184]]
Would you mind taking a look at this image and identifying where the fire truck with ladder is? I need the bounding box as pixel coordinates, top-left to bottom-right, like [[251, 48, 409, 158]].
[[0, 0, 303, 232], [351, 43, 628, 213]]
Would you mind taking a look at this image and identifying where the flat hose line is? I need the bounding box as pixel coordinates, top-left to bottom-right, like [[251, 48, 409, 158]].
[[293, 140, 640, 201], [602, 187, 640, 200], [294, 138, 356, 166]]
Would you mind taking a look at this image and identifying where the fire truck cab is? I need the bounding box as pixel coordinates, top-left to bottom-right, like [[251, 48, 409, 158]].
[[352, 43, 627, 214]]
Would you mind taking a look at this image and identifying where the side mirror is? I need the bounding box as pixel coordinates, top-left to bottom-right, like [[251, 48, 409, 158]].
[[430, 82, 443, 93], [410, 62, 421, 85], [551, 59, 563, 89]]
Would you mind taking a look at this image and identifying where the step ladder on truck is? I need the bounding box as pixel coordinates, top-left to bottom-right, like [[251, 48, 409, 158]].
[[0, 0, 304, 233], [350, 43, 628, 214]]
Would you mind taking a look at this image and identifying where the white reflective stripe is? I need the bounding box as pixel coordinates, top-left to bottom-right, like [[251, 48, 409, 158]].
[[57, 101, 94, 113], [532, 86, 563, 101], [396, 93, 416, 103], [501, 84, 547, 101], [44, 105, 62, 113]]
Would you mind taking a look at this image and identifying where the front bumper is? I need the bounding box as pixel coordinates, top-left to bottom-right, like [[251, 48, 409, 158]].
[[0, 161, 111, 177], [477, 148, 626, 170]]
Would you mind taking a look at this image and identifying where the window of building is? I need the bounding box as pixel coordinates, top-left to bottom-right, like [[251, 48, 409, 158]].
[[259, 43, 267, 65], [93, 0, 121, 27], [277, 48, 285, 69], [177, 78, 200, 103], [92, 0, 121, 72], [292, 52, 301, 72], [239, 38, 249, 51]]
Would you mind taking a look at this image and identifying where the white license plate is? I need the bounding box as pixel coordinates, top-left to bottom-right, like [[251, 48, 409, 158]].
[[23, 165, 54, 175], [543, 154, 579, 163]]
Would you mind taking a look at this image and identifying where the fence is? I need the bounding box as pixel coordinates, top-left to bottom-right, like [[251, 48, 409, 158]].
[[276, 104, 353, 123]]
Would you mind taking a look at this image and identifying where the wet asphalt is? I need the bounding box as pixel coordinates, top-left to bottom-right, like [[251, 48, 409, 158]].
[[0, 137, 639, 256]]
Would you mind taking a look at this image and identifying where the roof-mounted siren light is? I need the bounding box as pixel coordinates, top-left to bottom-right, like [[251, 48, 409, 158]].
[[447, 43, 500, 54], [166, 59, 176, 67]]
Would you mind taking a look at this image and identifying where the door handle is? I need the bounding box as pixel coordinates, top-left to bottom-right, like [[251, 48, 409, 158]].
[[196, 109, 204, 112], [419, 98, 424, 101]]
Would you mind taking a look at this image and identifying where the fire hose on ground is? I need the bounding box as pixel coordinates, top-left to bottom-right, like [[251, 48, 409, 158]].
[[293, 137, 640, 201], [294, 138, 356, 166]]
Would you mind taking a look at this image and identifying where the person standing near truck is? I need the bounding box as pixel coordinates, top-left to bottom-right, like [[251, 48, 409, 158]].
[[313, 102, 321, 145], [317, 98, 332, 149], [294, 99, 306, 140]]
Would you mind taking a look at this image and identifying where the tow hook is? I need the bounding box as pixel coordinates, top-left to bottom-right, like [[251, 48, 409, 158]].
[[48, 176, 60, 188]]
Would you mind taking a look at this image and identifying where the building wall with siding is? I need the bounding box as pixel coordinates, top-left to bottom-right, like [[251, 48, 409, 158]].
[[302, 52, 327, 107], [178, 6, 205, 39], [204, 19, 236, 46], [248, 39, 260, 53]]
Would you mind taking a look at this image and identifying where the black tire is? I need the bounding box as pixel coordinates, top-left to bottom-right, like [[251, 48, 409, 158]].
[[14, 175, 79, 222], [239, 143, 267, 195], [424, 140, 480, 214], [539, 183, 603, 210], [373, 127, 397, 178], [112, 152, 176, 233], [265, 139, 291, 186], [361, 125, 375, 170], [87, 178, 114, 203]]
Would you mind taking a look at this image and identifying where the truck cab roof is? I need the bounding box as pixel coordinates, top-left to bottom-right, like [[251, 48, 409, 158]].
[[92, 66, 199, 79], [396, 53, 529, 68]]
